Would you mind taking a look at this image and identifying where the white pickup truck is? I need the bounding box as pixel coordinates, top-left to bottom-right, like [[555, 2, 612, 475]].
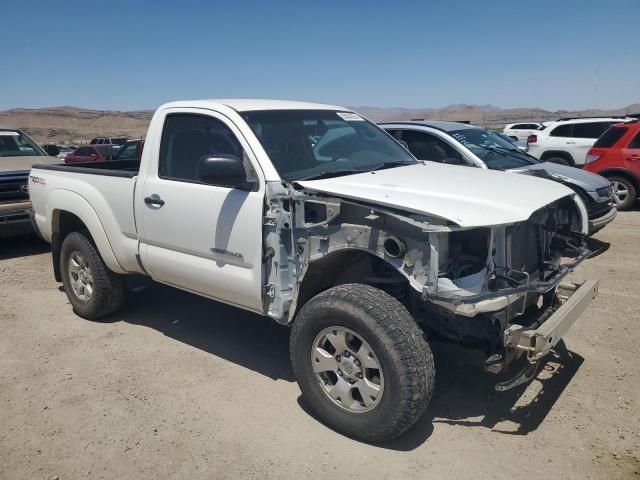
[[29, 99, 598, 442]]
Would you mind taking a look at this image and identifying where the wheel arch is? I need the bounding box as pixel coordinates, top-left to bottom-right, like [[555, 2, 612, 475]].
[[48, 190, 125, 281], [540, 150, 575, 166], [598, 168, 640, 192], [288, 248, 412, 323]]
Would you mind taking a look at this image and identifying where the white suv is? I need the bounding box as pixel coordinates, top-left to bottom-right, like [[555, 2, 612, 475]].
[[527, 117, 630, 166], [502, 122, 543, 142]]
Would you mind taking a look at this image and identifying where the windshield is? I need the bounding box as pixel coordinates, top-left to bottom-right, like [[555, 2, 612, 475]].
[[450, 128, 540, 169], [0, 130, 47, 157], [111, 138, 128, 146], [241, 110, 416, 181]]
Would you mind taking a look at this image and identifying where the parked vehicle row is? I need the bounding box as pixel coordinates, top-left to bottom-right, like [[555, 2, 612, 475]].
[[525, 117, 630, 166], [29, 99, 599, 442], [381, 120, 616, 233]]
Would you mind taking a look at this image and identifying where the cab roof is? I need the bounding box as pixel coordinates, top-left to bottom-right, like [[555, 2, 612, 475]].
[[159, 99, 348, 113], [378, 120, 478, 132]]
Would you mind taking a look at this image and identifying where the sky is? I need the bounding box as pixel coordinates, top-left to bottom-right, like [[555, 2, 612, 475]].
[[1, 0, 639, 112]]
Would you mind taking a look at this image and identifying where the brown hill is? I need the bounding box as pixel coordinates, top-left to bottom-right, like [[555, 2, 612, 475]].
[[0, 107, 152, 144], [1, 103, 638, 144]]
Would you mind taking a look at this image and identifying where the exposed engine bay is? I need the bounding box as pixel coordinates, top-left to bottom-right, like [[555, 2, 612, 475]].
[[262, 181, 592, 386]]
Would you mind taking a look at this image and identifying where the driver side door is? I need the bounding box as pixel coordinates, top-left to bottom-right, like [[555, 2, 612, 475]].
[[138, 111, 265, 313]]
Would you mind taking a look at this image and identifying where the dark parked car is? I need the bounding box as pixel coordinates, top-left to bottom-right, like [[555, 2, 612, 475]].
[[64, 145, 114, 164]]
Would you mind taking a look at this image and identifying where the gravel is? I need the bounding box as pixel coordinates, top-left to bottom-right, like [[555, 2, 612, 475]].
[[1, 211, 639, 479]]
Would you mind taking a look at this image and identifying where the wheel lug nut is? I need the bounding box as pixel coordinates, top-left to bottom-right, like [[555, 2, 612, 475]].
[[356, 372, 363, 379], [343, 351, 350, 358], [335, 355, 341, 362], [354, 359, 361, 367], [337, 369, 343, 376]]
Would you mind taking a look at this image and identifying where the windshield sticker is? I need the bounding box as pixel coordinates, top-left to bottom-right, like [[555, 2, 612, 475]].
[[451, 133, 470, 145], [336, 112, 364, 122], [0, 131, 20, 136]]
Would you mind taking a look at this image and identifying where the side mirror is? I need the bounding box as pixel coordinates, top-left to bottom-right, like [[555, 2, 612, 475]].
[[44, 145, 60, 156], [197, 155, 257, 190]]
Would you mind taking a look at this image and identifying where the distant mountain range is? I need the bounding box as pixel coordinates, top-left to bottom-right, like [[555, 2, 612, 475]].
[[1, 103, 638, 143], [352, 103, 640, 123]]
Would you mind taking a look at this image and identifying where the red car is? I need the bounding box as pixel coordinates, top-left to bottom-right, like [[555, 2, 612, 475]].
[[585, 121, 640, 210], [64, 145, 114, 164]]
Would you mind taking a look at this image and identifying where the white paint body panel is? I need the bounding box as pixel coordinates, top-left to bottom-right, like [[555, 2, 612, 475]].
[[298, 162, 578, 228]]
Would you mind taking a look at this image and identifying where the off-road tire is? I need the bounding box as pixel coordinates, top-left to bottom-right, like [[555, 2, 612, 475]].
[[290, 283, 434, 442], [60, 232, 126, 320], [608, 175, 636, 211]]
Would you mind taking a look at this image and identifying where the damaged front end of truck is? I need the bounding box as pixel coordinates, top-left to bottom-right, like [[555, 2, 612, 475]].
[[262, 177, 597, 391]]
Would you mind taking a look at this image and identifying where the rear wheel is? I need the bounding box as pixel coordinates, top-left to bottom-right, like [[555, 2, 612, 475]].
[[608, 175, 636, 211], [60, 232, 126, 320], [290, 283, 434, 442]]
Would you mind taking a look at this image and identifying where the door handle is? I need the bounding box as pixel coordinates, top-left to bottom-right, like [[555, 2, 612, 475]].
[[565, 141, 576, 144], [144, 195, 165, 207]]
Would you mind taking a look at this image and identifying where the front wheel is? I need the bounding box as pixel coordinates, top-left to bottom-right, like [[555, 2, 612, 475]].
[[290, 284, 434, 442]]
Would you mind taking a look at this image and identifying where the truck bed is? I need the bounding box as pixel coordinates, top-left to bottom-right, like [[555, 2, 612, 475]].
[[30, 159, 143, 274], [32, 159, 140, 178]]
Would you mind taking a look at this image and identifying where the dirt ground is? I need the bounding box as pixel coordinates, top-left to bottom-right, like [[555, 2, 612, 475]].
[[1, 212, 639, 480]]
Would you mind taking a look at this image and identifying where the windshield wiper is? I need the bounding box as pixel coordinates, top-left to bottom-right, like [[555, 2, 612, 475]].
[[474, 144, 510, 157], [486, 144, 539, 162], [294, 169, 366, 181], [369, 160, 414, 171], [294, 161, 413, 181]]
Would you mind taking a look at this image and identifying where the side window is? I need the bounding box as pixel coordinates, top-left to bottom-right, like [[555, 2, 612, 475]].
[[573, 122, 615, 139], [628, 132, 640, 149], [117, 143, 138, 159], [401, 130, 463, 164], [385, 129, 403, 141], [512, 124, 526, 130], [159, 114, 246, 182], [550, 124, 573, 137], [89, 139, 97, 144]]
